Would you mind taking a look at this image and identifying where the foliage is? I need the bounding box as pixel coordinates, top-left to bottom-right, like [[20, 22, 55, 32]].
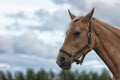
[[0, 69, 112, 80]]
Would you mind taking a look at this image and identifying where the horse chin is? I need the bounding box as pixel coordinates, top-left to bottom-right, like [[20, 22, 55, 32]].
[[62, 64, 71, 70]]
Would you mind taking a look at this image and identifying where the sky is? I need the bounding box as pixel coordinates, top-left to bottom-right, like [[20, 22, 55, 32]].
[[0, 0, 120, 74]]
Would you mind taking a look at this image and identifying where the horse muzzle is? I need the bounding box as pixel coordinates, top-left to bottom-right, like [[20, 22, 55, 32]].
[[56, 56, 72, 70]]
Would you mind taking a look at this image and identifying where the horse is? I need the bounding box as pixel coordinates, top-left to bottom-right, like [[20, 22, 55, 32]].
[[56, 8, 120, 80]]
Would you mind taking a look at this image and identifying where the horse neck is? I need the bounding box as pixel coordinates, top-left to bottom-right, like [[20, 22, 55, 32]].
[[92, 18, 120, 78]]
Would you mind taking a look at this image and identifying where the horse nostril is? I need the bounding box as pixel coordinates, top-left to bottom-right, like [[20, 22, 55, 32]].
[[60, 57, 65, 64]]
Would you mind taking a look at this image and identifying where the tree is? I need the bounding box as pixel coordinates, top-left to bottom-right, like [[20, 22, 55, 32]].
[[0, 68, 112, 80], [77, 71, 90, 80], [0, 71, 6, 80], [25, 69, 35, 80], [36, 69, 49, 80], [6, 71, 13, 80], [100, 69, 112, 80], [15, 72, 25, 80], [90, 71, 99, 80], [59, 70, 76, 80], [48, 69, 55, 80]]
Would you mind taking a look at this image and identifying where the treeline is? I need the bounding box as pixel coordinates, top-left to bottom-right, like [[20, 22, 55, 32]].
[[0, 69, 112, 80]]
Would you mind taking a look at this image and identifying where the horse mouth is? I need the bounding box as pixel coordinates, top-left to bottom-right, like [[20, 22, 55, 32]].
[[59, 64, 71, 70], [62, 65, 71, 70], [56, 55, 72, 70]]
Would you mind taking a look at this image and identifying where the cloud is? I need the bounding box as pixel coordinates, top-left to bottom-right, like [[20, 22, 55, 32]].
[[4, 6, 76, 32], [6, 11, 28, 19], [0, 54, 60, 73], [92, 1, 120, 27], [15, 8, 71, 32], [6, 22, 21, 31], [37, 8, 71, 31], [52, 0, 120, 27], [0, 31, 59, 59], [34, 9, 50, 20], [5, 11, 42, 31], [0, 35, 14, 53], [0, 52, 106, 74], [0, 63, 10, 70], [52, 0, 86, 10]]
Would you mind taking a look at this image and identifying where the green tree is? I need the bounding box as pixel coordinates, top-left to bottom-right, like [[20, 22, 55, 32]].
[[36, 69, 49, 80], [0, 71, 6, 80], [6, 71, 13, 80], [74, 70, 79, 80], [59, 70, 76, 80], [100, 69, 112, 80], [25, 69, 35, 80], [48, 69, 55, 80], [0, 68, 112, 80], [77, 71, 90, 80], [90, 71, 100, 80], [15, 72, 25, 80], [59, 70, 66, 80]]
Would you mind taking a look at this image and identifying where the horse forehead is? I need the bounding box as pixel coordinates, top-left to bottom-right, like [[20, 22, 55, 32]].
[[71, 17, 79, 24], [69, 16, 83, 26]]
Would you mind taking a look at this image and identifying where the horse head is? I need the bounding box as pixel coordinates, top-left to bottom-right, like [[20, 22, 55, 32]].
[[56, 8, 96, 70]]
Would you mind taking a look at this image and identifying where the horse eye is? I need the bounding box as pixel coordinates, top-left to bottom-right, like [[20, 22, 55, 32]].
[[74, 19, 79, 22], [74, 31, 81, 36]]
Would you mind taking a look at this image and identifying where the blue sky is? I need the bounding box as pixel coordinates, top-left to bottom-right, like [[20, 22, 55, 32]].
[[0, 0, 120, 74]]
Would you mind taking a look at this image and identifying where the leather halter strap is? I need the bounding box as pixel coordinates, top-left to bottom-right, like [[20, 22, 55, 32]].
[[59, 21, 92, 65]]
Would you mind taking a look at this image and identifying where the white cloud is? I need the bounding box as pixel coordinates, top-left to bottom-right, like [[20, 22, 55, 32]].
[[96, 0, 120, 6], [0, 53, 61, 73], [0, 63, 10, 70], [36, 31, 64, 46], [0, 31, 59, 59], [0, 35, 14, 53], [0, 0, 59, 14], [83, 60, 106, 69]]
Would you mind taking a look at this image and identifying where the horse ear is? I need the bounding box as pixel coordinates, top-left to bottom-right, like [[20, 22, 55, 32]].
[[83, 7, 95, 22], [68, 9, 76, 19]]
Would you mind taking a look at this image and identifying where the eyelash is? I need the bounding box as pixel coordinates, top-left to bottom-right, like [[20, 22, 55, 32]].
[[74, 31, 81, 36], [74, 19, 79, 22]]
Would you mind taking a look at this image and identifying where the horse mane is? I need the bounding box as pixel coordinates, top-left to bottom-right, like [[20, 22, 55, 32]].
[[92, 17, 120, 38]]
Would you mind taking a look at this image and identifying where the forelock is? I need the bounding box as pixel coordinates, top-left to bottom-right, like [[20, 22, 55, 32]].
[[69, 16, 83, 28]]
